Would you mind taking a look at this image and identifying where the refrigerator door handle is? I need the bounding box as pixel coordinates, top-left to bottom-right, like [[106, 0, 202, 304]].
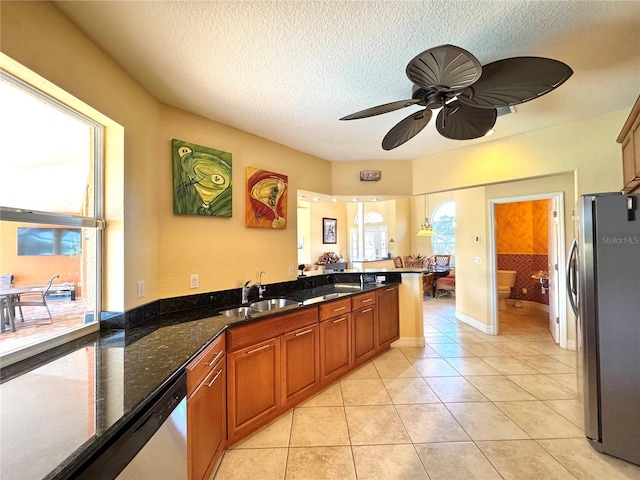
[[567, 238, 579, 317]]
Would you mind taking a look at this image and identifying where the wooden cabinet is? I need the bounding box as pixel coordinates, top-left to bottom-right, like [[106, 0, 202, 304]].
[[618, 95, 640, 193], [376, 286, 400, 348], [227, 337, 280, 442], [351, 292, 377, 366], [320, 311, 351, 384], [186, 335, 226, 480], [281, 323, 320, 405]]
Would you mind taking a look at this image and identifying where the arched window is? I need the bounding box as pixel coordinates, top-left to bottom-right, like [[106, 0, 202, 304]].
[[431, 201, 455, 257]]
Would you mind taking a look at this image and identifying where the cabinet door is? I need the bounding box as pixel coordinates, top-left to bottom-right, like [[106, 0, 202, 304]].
[[227, 338, 280, 441], [352, 306, 376, 365], [187, 361, 226, 480], [376, 286, 399, 348], [281, 324, 320, 406], [320, 314, 351, 384]]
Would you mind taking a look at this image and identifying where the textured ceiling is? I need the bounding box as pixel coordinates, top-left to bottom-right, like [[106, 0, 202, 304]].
[[54, 1, 640, 162]]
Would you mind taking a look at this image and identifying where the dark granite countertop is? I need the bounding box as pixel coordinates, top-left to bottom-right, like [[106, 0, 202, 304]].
[[0, 278, 400, 480]]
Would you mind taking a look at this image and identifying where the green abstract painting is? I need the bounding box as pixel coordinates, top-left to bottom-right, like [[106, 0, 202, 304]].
[[172, 139, 232, 217]]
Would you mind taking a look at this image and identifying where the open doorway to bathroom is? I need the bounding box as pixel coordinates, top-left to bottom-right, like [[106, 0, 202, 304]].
[[488, 192, 568, 348]]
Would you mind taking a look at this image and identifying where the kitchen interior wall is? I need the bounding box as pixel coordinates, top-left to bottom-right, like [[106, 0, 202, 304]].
[[496, 200, 550, 305], [296, 201, 311, 266], [3, 2, 628, 322]]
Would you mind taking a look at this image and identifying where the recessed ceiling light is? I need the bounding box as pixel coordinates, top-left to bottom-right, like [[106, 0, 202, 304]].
[[298, 195, 305, 199], [352, 198, 358, 202], [313, 197, 319, 201], [371, 198, 378, 202], [332, 198, 338, 202]]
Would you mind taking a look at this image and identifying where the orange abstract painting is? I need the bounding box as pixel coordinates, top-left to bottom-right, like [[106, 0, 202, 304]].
[[245, 167, 288, 229]]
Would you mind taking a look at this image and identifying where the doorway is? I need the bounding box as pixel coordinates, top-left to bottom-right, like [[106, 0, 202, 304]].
[[488, 192, 568, 348]]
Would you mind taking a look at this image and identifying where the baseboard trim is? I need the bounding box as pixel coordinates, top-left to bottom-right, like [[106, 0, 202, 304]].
[[566, 339, 576, 351], [393, 337, 426, 348], [455, 311, 494, 334]]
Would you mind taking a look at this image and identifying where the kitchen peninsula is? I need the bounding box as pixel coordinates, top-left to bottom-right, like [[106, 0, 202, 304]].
[[0, 268, 428, 480]]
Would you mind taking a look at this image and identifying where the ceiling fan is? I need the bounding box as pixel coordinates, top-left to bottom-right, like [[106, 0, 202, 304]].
[[340, 44, 573, 150]]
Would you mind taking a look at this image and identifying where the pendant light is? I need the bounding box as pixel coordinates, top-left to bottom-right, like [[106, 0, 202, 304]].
[[417, 194, 436, 237]]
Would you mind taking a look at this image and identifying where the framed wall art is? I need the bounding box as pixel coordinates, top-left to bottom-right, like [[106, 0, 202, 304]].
[[172, 139, 232, 216], [245, 167, 288, 229], [323, 217, 337, 244]]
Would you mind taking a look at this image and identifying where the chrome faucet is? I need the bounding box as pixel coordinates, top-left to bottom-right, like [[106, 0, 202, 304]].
[[241, 271, 267, 304]]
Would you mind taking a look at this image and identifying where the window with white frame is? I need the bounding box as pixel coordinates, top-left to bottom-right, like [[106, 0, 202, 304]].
[[431, 201, 456, 259], [350, 207, 388, 260], [0, 69, 103, 361]]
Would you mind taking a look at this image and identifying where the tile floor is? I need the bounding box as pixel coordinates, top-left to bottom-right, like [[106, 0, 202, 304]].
[[213, 297, 640, 480]]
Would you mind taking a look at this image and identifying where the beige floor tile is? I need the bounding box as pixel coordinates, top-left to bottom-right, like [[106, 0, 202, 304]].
[[524, 341, 574, 356], [495, 400, 584, 439], [543, 399, 585, 428], [214, 447, 287, 480], [443, 331, 484, 342], [344, 405, 411, 445], [414, 442, 502, 480], [435, 323, 473, 333], [546, 373, 578, 392], [477, 440, 576, 479], [493, 342, 543, 356], [382, 377, 440, 404], [289, 406, 350, 446], [538, 438, 640, 480], [507, 374, 578, 400], [481, 356, 540, 375], [428, 343, 474, 357], [445, 357, 501, 376], [426, 376, 488, 403], [377, 347, 407, 361], [475, 333, 521, 343], [230, 410, 292, 449], [372, 356, 421, 379], [395, 403, 470, 443], [298, 382, 343, 407], [340, 378, 392, 405], [515, 355, 576, 374], [352, 444, 429, 480], [423, 324, 442, 333], [424, 333, 457, 344], [343, 362, 380, 380], [465, 375, 536, 401], [456, 342, 511, 357], [399, 345, 441, 360], [285, 446, 356, 480], [411, 358, 460, 377], [446, 402, 529, 441], [547, 353, 578, 367]]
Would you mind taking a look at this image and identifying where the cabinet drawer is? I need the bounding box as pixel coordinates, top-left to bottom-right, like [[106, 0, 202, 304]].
[[319, 298, 351, 321], [186, 334, 226, 397], [351, 291, 376, 310], [227, 306, 318, 351]]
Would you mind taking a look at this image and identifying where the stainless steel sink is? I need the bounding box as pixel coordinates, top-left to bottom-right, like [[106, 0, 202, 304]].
[[249, 298, 300, 312], [218, 306, 259, 317]]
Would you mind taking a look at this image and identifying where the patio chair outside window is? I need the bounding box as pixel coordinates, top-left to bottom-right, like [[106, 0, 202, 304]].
[[12, 274, 60, 323]]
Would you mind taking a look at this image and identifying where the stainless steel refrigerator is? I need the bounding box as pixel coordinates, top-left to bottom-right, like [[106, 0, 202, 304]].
[[567, 192, 640, 465]]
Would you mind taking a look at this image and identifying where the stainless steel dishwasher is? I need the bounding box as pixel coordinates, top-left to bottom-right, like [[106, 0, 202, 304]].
[[76, 372, 188, 480]]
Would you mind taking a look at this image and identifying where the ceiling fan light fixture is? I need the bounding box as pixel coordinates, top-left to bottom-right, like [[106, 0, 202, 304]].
[[484, 128, 495, 137]]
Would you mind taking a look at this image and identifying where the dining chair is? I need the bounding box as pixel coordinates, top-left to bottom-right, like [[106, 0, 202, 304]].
[[433, 255, 451, 267], [11, 274, 60, 323]]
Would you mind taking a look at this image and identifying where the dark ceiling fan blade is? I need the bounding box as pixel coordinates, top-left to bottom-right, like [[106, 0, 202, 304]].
[[382, 109, 433, 150], [340, 99, 422, 120], [436, 101, 497, 140], [457, 57, 573, 108], [406, 44, 482, 91]]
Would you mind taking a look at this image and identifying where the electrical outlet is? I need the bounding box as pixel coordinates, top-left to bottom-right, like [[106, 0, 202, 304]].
[[137, 280, 145, 298], [190, 274, 199, 289], [522, 288, 528, 294], [288, 265, 294, 276]]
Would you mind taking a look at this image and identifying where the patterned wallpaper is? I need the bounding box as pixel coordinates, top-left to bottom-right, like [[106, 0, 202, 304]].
[[497, 254, 549, 305], [496, 200, 550, 305]]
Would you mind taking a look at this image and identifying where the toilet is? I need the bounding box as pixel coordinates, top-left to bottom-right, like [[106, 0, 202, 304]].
[[497, 270, 517, 310]]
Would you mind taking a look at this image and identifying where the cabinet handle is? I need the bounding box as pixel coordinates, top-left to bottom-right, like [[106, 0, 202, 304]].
[[295, 328, 313, 337], [332, 306, 347, 312], [247, 344, 271, 355], [361, 308, 373, 313], [206, 350, 223, 367], [332, 317, 347, 324], [206, 369, 223, 388], [362, 298, 373, 303], [385, 288, 394, 291]]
